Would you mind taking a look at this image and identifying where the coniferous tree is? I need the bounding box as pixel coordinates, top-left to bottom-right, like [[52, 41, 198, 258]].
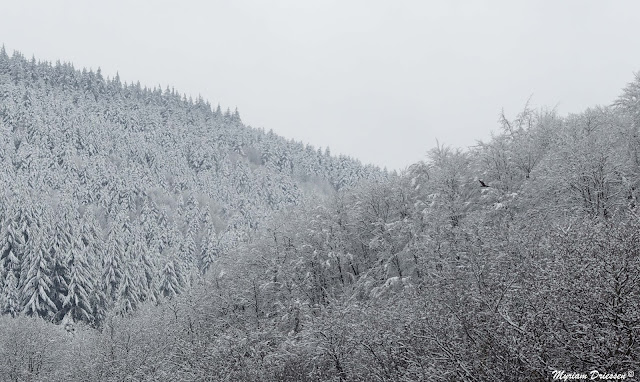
[[1, 210, 25, 279], [160, 258, 181, 299], [199, 230, 218, 275], [21, 232, 57, 319], [49, 216, 72, 313], [61, 237, 94, 323], [139, 246, 158, 303], [115, 264, 139, 316], [1, 262, 20, 317], [102, 217, 125, 304]]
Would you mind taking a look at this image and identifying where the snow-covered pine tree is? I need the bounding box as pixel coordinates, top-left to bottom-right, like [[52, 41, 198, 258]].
[[49, 214, 72, 314], [139, 242, 158, 304], [1, 261, 20, 317], [199, 228, 219, 275], [118, 226, 146, 311], [21, 231, 57, 319], [115, 263, 139, 316], [61, 236, 94, 323], [1, 207, 26, 279], [102, 216, 125, 304], [160, 257, 182, 299]]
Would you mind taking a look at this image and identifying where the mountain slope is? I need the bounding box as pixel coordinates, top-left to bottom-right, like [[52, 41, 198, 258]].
[[2, 45, 639, 381], [0, 47, 383, 324]]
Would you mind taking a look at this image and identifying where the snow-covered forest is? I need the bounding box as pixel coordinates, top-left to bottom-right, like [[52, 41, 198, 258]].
[[0, 47, 382, 322], [1, 47, 640, 381]]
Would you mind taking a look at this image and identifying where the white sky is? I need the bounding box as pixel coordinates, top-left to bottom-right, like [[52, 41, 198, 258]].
[[2, 1, 640, 170]]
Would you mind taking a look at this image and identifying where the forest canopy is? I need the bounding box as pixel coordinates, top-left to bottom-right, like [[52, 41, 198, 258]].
[[0, 48, 639, 381]]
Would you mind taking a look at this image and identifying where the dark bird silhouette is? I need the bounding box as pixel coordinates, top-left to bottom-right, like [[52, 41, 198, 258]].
[[479, 180, 489, 187]]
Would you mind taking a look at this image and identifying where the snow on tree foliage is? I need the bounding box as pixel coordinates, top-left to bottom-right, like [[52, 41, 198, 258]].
[[159, 259, 181, 299], [102, 217, 125, 304], [0, 41, 640, 380], [0, 49, 380, 324], [21, 231, 57, 319], [61, 237, 94, 323], [1, 259, 20, 317]]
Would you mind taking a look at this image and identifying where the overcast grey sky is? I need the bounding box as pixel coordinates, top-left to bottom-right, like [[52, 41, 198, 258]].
[[2, 1, 640, 170]]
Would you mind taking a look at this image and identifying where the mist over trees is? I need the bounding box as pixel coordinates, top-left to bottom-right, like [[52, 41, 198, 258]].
[[1, 47, 639, 381]]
